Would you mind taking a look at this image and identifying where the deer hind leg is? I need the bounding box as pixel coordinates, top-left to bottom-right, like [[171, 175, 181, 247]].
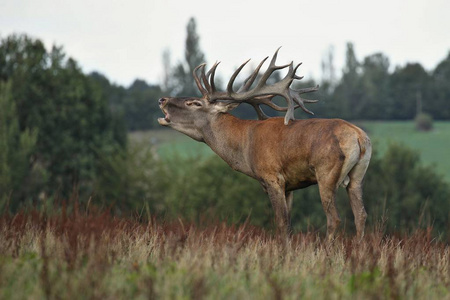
[[346, 182, 367, 241], [318, 184, 341, 240], [346, 158, 370, 241]]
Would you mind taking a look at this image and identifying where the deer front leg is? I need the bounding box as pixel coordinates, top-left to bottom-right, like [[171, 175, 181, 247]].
[[285, 191, 293, 223], [264, 182, 292, 239]]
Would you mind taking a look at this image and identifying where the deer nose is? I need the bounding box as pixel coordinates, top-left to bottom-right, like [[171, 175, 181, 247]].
[[158, 98, 167, 106]]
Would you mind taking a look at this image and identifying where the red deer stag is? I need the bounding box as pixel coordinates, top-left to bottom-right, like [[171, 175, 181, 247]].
[[158, 48, 371, 240]]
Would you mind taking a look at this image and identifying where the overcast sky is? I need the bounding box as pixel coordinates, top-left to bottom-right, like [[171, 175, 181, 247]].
[[1, 0, 449, 87]]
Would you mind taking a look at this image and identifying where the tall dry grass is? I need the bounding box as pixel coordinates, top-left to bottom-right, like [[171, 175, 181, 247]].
[[0, 205, 448, 299]]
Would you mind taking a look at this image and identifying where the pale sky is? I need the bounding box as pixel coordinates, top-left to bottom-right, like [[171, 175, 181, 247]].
[[1, 0, 449, 87]]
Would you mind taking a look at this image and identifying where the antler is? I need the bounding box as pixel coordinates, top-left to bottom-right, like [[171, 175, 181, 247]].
[[193, 47, 319, 125]]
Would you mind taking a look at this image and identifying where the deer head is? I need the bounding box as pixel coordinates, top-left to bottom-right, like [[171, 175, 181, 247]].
[[158, 96, 239, 141]]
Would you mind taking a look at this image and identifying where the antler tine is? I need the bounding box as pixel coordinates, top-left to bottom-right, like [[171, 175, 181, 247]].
[[296, 85, 320, 95], [280, 62, 303, 87], [292, 62, 304, 80], [237, 57, 269, 93], [251, 103, 270, 120], [280, 62, 318, 123], [248, 96, 300, 112], [200, 65, 211, 94], [206, 61, 220, 94], [193, 64, 208, 98], [257, 47, 292, 88], [289, 86, 320, 115], [303, 99, 320, 103], [227, 59, 251, 96], [206, 61, 219, 77]]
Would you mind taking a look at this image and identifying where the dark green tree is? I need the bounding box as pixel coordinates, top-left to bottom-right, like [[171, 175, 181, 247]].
[[332, 43, 364, 119], [172, 17, 206, 97], [359, 53, 392, 119], [389, 63, 431, 120], [0, 81, 38, 208], [122, 80, 163, 130], [90, 73, 163, 131], [431, 51, 450, 119], [0, 34, 126, 201], [320, 45, 337, 92], [161, 48, 173, 94], [89, 71, 126, 116]]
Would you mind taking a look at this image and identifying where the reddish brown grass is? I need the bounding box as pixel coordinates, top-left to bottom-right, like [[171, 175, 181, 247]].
[[0, 204, 448, 299]]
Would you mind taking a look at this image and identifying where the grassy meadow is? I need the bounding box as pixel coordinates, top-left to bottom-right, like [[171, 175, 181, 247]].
[[0, 208, 448, 299], [130, 129, 213, 158], [360, 121, 450, 181]]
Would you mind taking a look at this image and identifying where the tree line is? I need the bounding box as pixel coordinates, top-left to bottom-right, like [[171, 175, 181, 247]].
[[89, 33, 450, 130], [316, 43, 450, 121]]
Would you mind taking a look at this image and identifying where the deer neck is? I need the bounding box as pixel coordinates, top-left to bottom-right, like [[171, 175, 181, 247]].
[[200, 113, 254, 176]]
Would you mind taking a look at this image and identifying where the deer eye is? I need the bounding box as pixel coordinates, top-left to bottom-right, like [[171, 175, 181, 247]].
[[186, 100, 202, 107]]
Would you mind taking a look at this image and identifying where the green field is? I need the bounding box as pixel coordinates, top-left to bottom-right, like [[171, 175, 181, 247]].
[[130, 128, 213, 158], [131, 121, 450, 181], [360, 121, 450, 181]]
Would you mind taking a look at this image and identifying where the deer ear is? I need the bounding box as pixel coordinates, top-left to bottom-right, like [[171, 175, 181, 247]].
[[214, 102, 240, 113]]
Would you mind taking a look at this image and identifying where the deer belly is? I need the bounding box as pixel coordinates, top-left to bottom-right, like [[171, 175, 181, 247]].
[[283, 163, 317, 191], [286, 179, 318, 191]]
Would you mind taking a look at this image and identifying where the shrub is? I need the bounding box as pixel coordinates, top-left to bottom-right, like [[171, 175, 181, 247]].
[[362, 143, 449, 237], [97, 141, 449, 238], [415, 113, 433, 131]]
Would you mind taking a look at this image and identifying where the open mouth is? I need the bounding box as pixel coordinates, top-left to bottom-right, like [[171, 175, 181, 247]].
[[158, 109, 171, 126]]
